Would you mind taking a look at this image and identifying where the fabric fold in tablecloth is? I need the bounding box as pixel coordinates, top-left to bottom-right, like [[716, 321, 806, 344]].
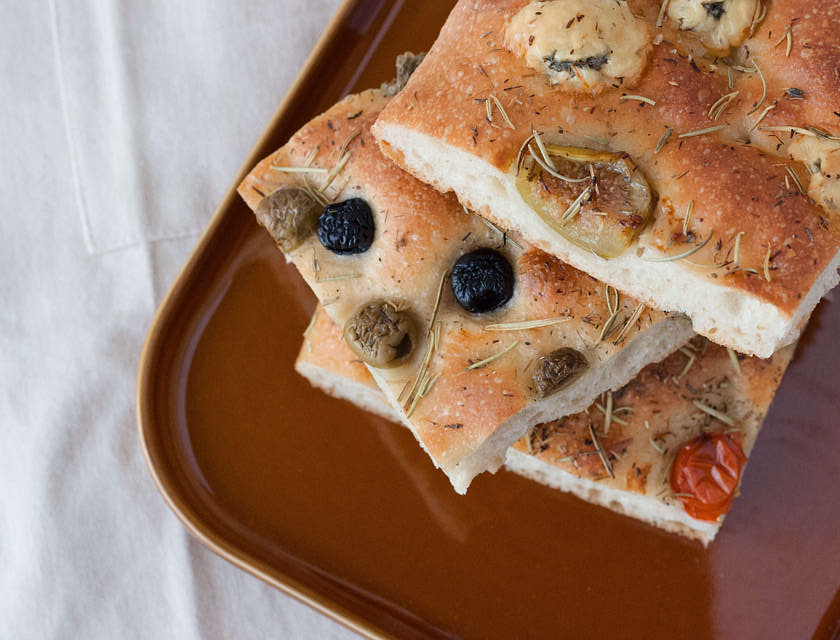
[[48, 0, 340, 254], [1, 1, 356, 638]]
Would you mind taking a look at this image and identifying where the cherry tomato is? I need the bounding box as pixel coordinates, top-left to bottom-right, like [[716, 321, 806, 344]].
[[670, 432, 747, 522]]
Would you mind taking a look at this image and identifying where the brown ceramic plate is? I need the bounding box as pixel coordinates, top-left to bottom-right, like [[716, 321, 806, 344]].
[[136, 1, 840, 638]]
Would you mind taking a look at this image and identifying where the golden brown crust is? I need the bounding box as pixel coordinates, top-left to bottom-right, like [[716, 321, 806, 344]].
[[238, 90, 686, 483], [746, 0, 840, 138], [373, 0, 840, 318]]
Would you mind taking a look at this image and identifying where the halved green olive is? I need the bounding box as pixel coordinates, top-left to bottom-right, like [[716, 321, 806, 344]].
[[516, 145, 654, 258], [344, 300, 416, 369], [255, 186, 319, 253]]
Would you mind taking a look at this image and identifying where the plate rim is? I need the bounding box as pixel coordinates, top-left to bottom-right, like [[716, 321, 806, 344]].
[[135, 1, 397, 638]]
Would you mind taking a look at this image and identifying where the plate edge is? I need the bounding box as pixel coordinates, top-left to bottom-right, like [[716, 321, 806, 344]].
[[135, 2, 399, 638]]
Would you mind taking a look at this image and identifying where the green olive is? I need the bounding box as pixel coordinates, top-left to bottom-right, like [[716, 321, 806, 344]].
[[532, 347, 588, 398], [344, 300, 417, 369], [516, 145, 654, 258], [255, 186, 319, 252]]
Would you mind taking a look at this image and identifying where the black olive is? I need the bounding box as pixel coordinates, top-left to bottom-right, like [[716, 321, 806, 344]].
[[344, 300, 416, 368], [532, 348, 588, 398], [255, 186, 319, 252], [451, 248, 514, 313], [317, 198, 375, 254]]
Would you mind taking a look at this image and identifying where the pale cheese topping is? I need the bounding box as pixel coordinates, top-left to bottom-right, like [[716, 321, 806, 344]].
[[667, 0, 758, 53], [506, 0, 651, 93], [789, 137, 840, 213]]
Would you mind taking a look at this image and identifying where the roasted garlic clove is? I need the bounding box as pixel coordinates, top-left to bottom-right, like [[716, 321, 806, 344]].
[[668, 0, 759, 53], [532, 348, 588, 398], [255, 186, 320, 253], [506, 0, 651, 93], [516, 144, 654, 258], [344, 300, 416, 369]]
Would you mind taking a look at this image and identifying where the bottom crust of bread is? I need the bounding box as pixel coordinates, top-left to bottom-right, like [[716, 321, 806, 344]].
[[294, 359, 404, 424], [296, 356, 719, 544], [504, 448, 719, 545]]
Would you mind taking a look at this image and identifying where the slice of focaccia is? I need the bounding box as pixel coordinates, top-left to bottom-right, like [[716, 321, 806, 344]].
[[372, 0, 840, 358], [238, 86, 692, 493], [297, 305, 794, 545]]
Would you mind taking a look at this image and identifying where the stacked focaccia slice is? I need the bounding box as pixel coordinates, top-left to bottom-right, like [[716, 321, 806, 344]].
[[296, 306, 794, 545], [238, 87, 692, 493], [372, 0, 840, 358]]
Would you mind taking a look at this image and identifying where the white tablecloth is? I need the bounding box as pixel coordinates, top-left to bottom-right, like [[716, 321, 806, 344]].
[[0, 1, 359, 637]]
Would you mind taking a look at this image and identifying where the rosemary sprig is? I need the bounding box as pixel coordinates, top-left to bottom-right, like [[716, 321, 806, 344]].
[[466, 340, 520, 371], [487, 94, 515, 129], [649, 437, 666, 454], [773, 24, 793, 56], [479, 217, 524, 250], [733, 231, 744, 267], [589, 423, 614, 478], [321, 130, 360, 194], [532, 130, 556, 171], [612, 303, 645, 345], [763, 246, 772, 282], [560, 185, 593, 225], [269, 166, 327, 174], [603, 391, 613, 435], [654, 128, 673, 154], [683, 200, 694, 235], [656, 0, 670, 28], [605, 285, 619, 316], [677, 352, 696, 379], [786, 166, 806, 195], [678, 125, 727, 139], [727, 347, 741, 375], [708, 91, 739, 120], [402, 272, 448, 414], [749, 103, 776, 131], [484, 318, 569, 331], [301, 179, 329, 206], [642, 233, 712, 262], [759, 126, 840, 142], [620, 95, 656, 106], [749, 0, 766, 37], [527, 142, 589, 183], [321, 150, 351, 194], [692, 399, 735, 426], [599, 286, 621, 342], [746, 60, 767, 115], [315, 273, 361, 283], [594, 401, 628, 426]]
